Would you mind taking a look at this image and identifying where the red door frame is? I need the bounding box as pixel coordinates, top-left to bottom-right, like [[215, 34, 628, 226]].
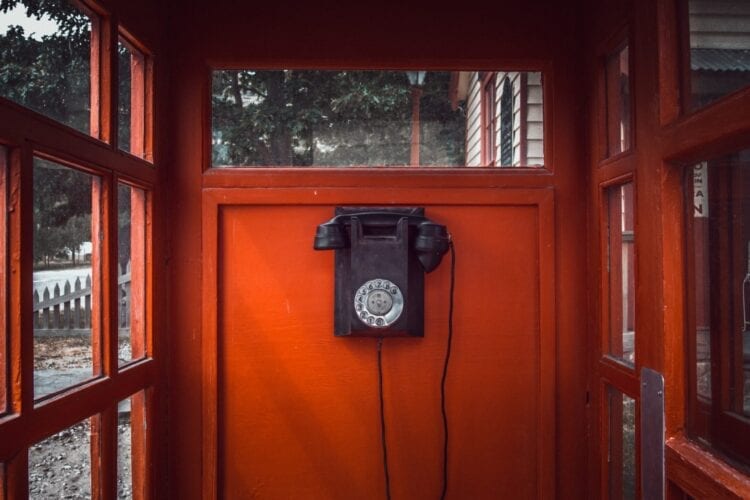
[[165, 2, 589, 498]]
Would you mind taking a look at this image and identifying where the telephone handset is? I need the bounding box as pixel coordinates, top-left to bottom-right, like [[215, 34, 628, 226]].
[[314, 207, 450, 337]]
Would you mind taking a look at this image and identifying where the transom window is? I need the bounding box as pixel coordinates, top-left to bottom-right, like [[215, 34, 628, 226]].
[[211, 69, 545, 168]]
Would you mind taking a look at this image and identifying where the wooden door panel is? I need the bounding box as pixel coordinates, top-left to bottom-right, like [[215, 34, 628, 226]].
[[212, 194, 554, 499]]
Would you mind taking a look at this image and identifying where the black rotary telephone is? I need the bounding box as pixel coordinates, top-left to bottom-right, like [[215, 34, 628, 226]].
[[314, 207, 450, 337]]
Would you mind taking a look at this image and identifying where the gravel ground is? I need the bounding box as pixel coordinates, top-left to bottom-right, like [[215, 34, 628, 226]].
[[28, 420, 132, 499], [29, 337, 134, 499], [34, 337, 93, 371], [34, 337, 133, 371]]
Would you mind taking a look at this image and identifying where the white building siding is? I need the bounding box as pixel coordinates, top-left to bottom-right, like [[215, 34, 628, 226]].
[[526, 73, 544, 166], [465, 71, 482, 166], [463, 70, 544, 166], [689, 0, 750, 49]]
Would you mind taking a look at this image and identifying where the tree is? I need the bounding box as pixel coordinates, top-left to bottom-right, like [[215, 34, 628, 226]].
[[212, 70, 466, 166], [1, 0, 93, 266], [32, 158, 92, 266], [4, 1, 469, 264], [0, 0, 90, 133], [63, 213, 91, 262]]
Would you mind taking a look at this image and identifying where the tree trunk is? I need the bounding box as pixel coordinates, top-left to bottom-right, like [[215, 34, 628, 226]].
[[265, 71, 292, 165], [231, 73, 243, 109]]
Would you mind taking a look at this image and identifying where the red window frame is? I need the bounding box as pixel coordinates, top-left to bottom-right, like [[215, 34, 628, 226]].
[[684, 158, 750, 467], [117, 30, 154, 161], [0, 146, 6, 416], [592, 24, 640, 500], [0, 1, 158, 497]]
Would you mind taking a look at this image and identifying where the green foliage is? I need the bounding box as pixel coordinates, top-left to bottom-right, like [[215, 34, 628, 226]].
[[1, 0, 88, 36], [212, 70, 466, 166], [0, 0, 90, 133], [33, 159, 92, 265], [6, 1, 470, 264], [1, 1, 94, 265]]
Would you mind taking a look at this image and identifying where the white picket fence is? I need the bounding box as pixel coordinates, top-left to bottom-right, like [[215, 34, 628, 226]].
[[33, 263, 132, 337]]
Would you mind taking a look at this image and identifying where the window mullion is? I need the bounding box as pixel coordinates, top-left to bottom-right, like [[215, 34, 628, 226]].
[[3, 143, 32, 498], [91, 12, 118, 145], [14, 144, 34, 413], [130, 188, 147, 360], [3, 451, 29, 498], [0, 146, 6, 415], [97, 173, 118, 380], [131, 389, 150, 498], [129, 51, 146, 157], [91, 409, 117, 500]]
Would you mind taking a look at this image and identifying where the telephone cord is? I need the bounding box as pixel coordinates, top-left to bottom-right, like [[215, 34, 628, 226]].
[[440, 239, 455, 500], [377, 336, 392, 500], [377, 238, 455, 500]]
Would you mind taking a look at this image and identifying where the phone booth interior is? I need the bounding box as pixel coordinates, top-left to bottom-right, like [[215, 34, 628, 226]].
[[1, 0, 750, 498], [170, 3, 585, 498]]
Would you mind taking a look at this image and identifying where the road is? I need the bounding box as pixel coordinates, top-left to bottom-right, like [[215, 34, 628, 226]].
[[33, 266, 92, 296]]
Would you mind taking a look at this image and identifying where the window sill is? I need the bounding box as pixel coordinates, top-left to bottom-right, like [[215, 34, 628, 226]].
[[666, 434, 750, 499]]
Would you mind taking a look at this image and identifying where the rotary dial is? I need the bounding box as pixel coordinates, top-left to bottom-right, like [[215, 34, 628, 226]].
[[354, 279, 404, 328]]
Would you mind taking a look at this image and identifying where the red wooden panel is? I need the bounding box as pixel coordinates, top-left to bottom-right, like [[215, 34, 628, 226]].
[[212, 198, 553, 498]]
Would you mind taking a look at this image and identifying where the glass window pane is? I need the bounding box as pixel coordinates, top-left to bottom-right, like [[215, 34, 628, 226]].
[[605, 43, 631, 156], [688, 149, 750, 420], [118, 184, 146, 365], [118, 39, 132, 154], [0, 145, 6, 415], [28, 418, 91, 498], [118, 390, 147, 499], [33, 157, 99, 399], [211, 70, 544, 168], [118, 397, 132, 498], [608, 387, 636, 500], [606, 182, 636, 365], [687, 0, 750, 110], [0, 1, 91, 134]]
